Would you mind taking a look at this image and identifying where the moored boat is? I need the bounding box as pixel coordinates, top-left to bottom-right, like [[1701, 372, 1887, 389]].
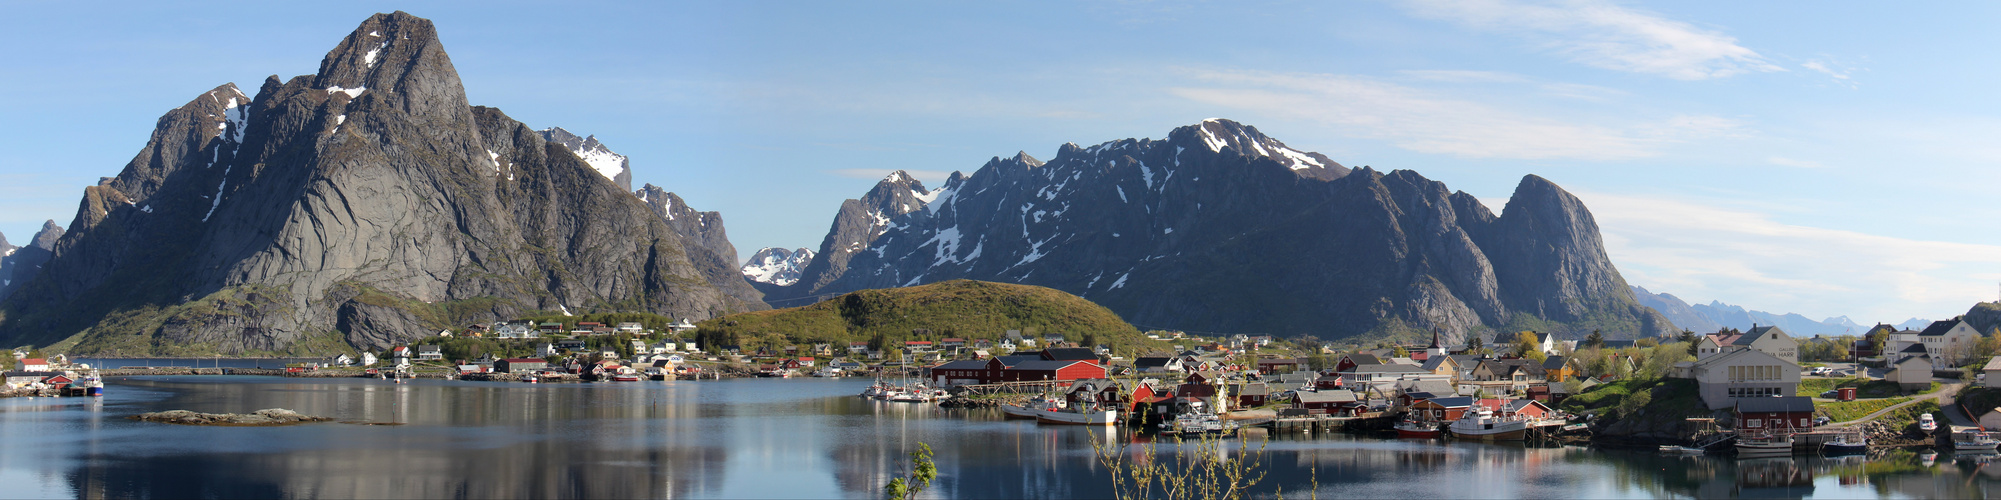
[[1822, 434, 1867, 455], [1395, 417, 1442, 439], [610, 374, 642, 382], [1953, 430, 2000, 452], [1033, 401, 1117, 426], [1449, 408, 1529, 441], [1659, 445, 1706, 455], [1002, 396, 1066, 419], [1736, 432, 1794, 457]]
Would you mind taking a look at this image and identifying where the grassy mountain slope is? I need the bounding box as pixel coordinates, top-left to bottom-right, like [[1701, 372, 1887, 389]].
[[693, 280, 1144, 352]]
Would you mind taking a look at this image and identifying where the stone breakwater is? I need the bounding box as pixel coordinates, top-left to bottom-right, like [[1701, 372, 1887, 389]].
[[130, 408, 334, 426]]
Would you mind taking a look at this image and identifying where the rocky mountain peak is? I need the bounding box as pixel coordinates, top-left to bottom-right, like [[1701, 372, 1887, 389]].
[[309, 11, 469, 129], [540, 127, 632, 191], [30, 220, 61, 250], [741, 247, 815, 286], [1166, 118, 1347, 179]]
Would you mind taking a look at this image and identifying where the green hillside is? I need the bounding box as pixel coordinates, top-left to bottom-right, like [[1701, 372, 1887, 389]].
[[693, 280, 1148, 353]]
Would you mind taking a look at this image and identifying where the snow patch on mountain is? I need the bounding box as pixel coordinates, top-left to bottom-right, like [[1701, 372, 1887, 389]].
[[538, 127, 629, 186], [742, 247, 815, 286]]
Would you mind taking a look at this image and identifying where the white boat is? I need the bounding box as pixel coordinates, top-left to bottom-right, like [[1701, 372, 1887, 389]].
[[1002, 396, 1065, 419], [1659, 445, 1706, 455], [1034, 401, 1119, 426], [1449, 408, 1529, 441], [1953, 431, 2001, 452], [1736, 432, 1794, 457], [1822, 434, 1867, 455], [1920, 414, 1938, 432]]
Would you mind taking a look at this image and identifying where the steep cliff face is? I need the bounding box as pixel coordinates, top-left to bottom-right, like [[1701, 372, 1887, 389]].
[[767, 119, 1670, 341], [0, 221, 63, 300], [0, 12, 762, 354], [635, 183, 763, 307]]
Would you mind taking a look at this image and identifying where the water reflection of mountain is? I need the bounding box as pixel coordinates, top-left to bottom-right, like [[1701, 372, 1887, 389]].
[[17, 377, 2001, 498]]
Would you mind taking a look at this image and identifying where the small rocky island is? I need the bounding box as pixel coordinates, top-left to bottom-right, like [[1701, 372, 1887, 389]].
[[131, 408, 333, 426]]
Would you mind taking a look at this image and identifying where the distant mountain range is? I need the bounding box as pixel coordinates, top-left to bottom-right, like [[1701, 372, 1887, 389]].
[[1630, 285, 1869, 336], [0, 220, 63, 300], [751, 119, 1673, 343]]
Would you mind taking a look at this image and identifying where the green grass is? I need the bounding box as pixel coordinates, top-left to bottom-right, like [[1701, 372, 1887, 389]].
[[1798, 377, 1869, 397], [694, 280, 1154, 354], [1817, 397, 1912, 423]]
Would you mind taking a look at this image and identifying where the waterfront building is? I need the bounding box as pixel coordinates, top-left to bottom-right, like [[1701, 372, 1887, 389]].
[[1736, 397, 1814, 431], [1684, 347, 1799, 409], [1887, 346, 1933, 391], [17, 358, 49, 372], [497, 358, 547, 374]]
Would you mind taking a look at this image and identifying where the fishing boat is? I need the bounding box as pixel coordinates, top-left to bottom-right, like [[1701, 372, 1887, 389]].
[[1736, 432, 1794, 457], [859, 380, 890, 399], [1034, 401, 1118, 426], [523, 374, 540, 383], [1449, 408, 1529, 441], [1822, 434, 1867, 455], [1003, 395, 1069, 419], [610, 374, 643, 382], [1394, 416, 1443, 439], [74, 372, 104, 397], [1953, 430, 2001, 452], [888, 390, 934, 403]]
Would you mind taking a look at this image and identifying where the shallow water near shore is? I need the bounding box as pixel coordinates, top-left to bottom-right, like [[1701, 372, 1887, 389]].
[[0, 375, 1994, 499]]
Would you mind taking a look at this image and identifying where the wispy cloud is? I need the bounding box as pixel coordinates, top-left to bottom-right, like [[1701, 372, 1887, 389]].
[[1800, 58, 1862, 88], [1582, 190, 2001, 321], [1765, 156, 1824, 169], [1168, 69, 1739, 160], [828, 168, 953, 185], [1402, 0, 1783, 80]]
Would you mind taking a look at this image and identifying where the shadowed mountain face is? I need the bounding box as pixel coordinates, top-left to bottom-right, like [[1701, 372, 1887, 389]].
[[0, 220, 64, 300], [0, 12, 762, 354], [768, 119, 1672, 341]]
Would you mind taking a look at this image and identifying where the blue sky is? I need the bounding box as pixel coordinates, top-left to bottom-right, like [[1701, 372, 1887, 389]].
[[3, 1, 1998, 326]]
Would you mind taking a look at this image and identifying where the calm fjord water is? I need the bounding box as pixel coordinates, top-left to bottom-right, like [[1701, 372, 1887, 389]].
[[0, 376, 1992, 499]]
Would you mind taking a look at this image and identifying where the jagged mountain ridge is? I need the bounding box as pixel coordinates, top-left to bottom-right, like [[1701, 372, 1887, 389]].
[[540, 127, 632, 192], [0, 12, 763, 354], [0, 221, 64, 300], [770, 119, 1672, 341], [1630, 285, 1867, 336], [741, 247, 813, 286]]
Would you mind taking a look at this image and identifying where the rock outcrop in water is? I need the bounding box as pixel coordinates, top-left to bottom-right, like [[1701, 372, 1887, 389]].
[[132, 408, 333, 426], [0, 12, 765, 355]]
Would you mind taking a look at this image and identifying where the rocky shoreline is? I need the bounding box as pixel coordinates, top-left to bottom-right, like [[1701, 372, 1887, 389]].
[[130, 409, 333, 426]]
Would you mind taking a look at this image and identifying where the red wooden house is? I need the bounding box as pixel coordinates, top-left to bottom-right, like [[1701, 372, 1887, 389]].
[[1410, 396, 1475, 421], [1476, 399, 1554, 419], [1736, 397, 1815, 431]]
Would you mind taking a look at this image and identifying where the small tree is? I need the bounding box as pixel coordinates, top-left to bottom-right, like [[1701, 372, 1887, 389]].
[[1466, 332, 1485, 354], [1585, 330, 1606, 349], [1391, 345, 1410, 358], [883, 443, 937, 500], [1511, 331, 1541, 358]]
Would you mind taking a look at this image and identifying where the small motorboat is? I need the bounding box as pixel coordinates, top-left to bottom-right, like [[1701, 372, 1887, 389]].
[[1920, 414, 1938, 432], [610, 374, 643, 382], [1658, 445, 1706, 455], [1822, 434, 1867, 455], [1395, 417, 1443, 439], [523, 374, 540, 383]]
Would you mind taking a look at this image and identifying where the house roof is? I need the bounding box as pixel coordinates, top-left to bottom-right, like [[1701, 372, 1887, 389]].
[[1420, 356, 1456, 372], [1900, 343, 1930, 354], [993, 355, 1039, 368], [1984, 357, 2001, 372], [1343, 353, 1382, 366], [1599, 340, 1637, 349], [1735, 396, 1813, 413], [1134, 357, 1175, 368], [1541, 355, 1568, 370], [1236, 383, 1271, 396], [1920, 320, 1965, 337], [1693, 345, 1790, 369], [18, 358, 46, 365], [1043, 348, 1098, 361], [1296, 390, 1357, 403], [500, 358, 546, 363], [1744, 325, 1787, 343]]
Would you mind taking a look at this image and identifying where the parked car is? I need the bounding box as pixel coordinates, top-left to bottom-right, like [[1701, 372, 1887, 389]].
[[1820, 389, 1840, 398]]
